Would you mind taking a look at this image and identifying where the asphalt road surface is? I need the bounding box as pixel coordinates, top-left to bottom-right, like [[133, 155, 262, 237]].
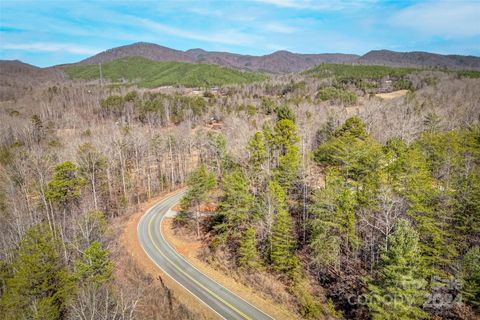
[[137, 190, 274, 320]]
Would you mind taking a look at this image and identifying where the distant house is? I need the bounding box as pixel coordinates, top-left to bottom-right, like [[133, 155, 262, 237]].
[[378, 77, 394, 93]]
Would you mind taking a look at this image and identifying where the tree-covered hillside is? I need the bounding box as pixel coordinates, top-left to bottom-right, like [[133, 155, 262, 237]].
[[63, 56, 267, 88], [304, 63, 418, 80], [1, 59, 479, 320], [304, 63, 480, 94], [180, 112, 480, 319]]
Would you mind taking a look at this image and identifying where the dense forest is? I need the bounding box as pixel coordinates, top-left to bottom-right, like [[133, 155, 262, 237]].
[[64, 56, 267, 88], [0, 61, 479, 319], [181, 114, 479, 319]]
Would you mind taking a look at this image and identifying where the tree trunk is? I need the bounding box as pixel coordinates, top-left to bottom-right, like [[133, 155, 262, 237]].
[[195, 202, 200, 238], [92, 163, 98, 210]]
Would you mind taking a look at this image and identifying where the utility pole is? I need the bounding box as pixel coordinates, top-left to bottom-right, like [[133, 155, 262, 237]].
[[99, 62, 103, 87]]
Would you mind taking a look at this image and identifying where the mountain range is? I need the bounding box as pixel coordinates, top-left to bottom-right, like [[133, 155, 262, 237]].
[[0, 60, 65, 101], [78, 42, 480, 73], [1, 42, 479, 77], [79, 42, 360, 73]]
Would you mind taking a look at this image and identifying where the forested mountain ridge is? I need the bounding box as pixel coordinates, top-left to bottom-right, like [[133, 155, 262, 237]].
[[79, 42, 193, 65], [0, 60, 65, 101], [63, 56, 267, 88], [2, 43, 479, 102], [357, 49, 480, 70], [78, 42, 480, 72], [4, 42, 479, 77], [78, 42, 360, 73]]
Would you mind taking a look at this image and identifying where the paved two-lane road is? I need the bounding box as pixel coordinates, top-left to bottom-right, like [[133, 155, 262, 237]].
[[137, 190, 274, 320]]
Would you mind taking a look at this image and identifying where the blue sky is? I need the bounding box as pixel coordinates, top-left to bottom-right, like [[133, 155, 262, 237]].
[[1, 0, 479, 67]]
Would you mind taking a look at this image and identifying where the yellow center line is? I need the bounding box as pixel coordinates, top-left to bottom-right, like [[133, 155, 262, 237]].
[[147, 205, 252, 320]]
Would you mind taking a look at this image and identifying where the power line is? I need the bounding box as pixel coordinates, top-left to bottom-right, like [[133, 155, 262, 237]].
[[99, 62, 103, 87]]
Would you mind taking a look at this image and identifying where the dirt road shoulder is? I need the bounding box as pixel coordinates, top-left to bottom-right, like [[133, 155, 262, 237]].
[[162, 217, 301, 320], [120, 191, 217, 319]]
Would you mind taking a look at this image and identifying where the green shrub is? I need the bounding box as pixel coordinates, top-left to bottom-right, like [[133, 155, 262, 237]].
[[394, 78, 413, 90], [456, 70, 480, 78], [246, 104, 257, 117], [316, 87, 357, 105], [276, 104, 296, 122], [293, 283, 322, 319], [261, 97, 276, 114], [173, 210, 192, 228], [100, 95, 124, 110]]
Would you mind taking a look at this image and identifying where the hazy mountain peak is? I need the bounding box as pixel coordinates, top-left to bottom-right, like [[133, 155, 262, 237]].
[[78, 42, 361, 73], [8, 42, 480, 73], [270, 50, 294, 55], [359, 49, 480, 70]]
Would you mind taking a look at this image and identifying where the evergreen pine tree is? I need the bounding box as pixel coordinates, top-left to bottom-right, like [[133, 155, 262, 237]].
[[272, 119, 300, 189], [276, 144, 300, 190], [1, 224, 70, 320], [238, 227, 261, 269], [310, 170, 359, 269], [247, 131, 269, 194], [215, 170, 254, 242], [316, 116, 338, 145], [367, 219, 428, 320], [273, 119, 300, 151], [75, 241, 113, 286], [276, 104, 296, 122], [181, 164, 216, 237], [334, 116, 369, 140], [247, 132, 268, 171], [46, 161, 86, 205], [314, 117, 383, 182], [269, 181, 299, 278], [247, 131, 268, 174], [220, 170, 254, 229], [392, 145, 456, 276], [461, 246, 480, 309], [453, 172, 480, 251]]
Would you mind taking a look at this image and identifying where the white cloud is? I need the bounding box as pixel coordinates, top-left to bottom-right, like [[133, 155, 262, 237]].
[[264, 43, 289, 52], [264, 22, 297, 34], [129, 16, 259, 46], [188, 7, 225, 18], [391, 2, 480, 38], [253, 0, 371, 10], [188, 7, 256, 22], [255, 0, 310, 9], [1, 42, 101, 55]]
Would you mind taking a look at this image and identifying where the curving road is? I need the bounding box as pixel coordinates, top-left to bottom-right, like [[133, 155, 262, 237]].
[[137, 190, 274, 320]]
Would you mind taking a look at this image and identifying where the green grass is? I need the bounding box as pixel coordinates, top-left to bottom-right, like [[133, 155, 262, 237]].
[[64, 56, 267, 88]]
